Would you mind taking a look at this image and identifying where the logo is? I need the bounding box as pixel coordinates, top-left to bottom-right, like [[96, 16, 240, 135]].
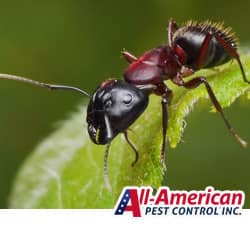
[[114, 186, 245, 217]]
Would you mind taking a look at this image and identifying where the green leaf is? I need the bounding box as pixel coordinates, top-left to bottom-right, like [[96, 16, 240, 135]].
[[9, 53, 250, 208]]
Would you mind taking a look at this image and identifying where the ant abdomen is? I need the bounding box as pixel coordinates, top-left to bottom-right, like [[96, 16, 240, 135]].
[[173, 21, 238, 70]]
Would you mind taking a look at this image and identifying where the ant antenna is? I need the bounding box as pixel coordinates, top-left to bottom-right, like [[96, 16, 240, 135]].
[[0, 73, 90, 97]]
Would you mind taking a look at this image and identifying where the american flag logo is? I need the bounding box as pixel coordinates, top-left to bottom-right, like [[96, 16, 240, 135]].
[[114, 189, 131, 215], [114, 188, 142, 217]]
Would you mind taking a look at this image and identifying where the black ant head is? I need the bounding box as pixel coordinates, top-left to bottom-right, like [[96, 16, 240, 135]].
[[87, 79, 149, 144]]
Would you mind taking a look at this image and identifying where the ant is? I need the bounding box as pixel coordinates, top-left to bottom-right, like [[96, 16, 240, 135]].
[[0, 19, 249, 191], [122, 18, 250, 171]]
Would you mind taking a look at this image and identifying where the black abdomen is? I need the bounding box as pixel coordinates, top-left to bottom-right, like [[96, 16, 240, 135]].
[[173, 21, 237, 69]]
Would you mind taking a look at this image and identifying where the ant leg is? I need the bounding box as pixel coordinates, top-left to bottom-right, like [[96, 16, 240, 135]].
[[191, 31, 249, 80], [161, 96, 169, 171], [176, 32, 212, 70], [214, 34, 250, 83], [124, 131, 139, 167], [168, 18, 179, 48], [121, 51, 138, 63], [180, 66, 195, 77], [103, 142, 112, 191], [196, 34, 212, 69], [160, 89, 172, 171], [175, 76, 247, 148]]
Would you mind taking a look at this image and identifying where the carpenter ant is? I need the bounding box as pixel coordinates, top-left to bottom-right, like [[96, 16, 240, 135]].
[[0, 74, 152, 190], [1, 19, 249, 191], [122, 18, 250, 171]]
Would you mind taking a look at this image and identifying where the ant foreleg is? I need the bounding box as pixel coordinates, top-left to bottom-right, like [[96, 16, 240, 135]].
[[173, 76, 248, 148], [160, 88, 172, 172], [161, 96, 168, 172], [124, 131, 139, 167]]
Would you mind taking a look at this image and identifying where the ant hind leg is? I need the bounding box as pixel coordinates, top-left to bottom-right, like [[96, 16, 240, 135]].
[[214, 34, 250, 84], [176, 76, 248, 148]]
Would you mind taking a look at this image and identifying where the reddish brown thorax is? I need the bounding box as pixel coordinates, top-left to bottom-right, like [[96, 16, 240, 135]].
[[124, 46, 180, 85]]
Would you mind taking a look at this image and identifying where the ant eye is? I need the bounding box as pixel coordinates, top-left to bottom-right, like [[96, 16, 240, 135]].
[[123, 93, 132, 104]]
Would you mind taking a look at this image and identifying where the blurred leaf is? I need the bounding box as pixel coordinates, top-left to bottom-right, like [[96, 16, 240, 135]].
[[9, 53, 250, 208]]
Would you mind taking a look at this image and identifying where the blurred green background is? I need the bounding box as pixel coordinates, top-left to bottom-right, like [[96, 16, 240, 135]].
[[0, 0, 249, 208]]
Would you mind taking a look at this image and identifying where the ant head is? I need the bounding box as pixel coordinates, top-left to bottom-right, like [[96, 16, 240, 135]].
[[87, 79, 149, 144]]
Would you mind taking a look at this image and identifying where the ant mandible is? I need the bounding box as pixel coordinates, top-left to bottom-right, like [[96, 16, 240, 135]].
[[122, 18, 249, 171]]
